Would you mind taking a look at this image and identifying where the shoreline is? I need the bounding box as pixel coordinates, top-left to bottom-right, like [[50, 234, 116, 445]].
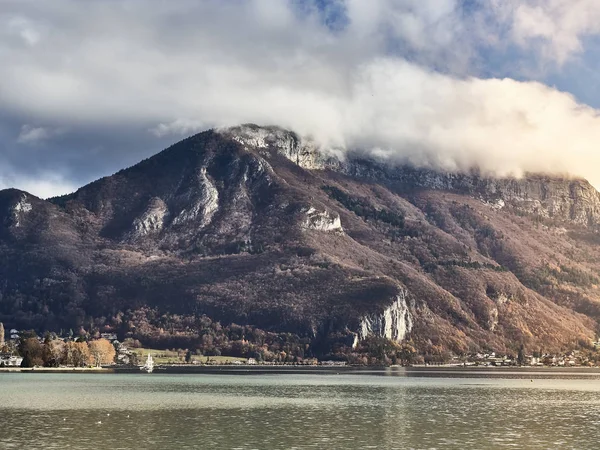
[[2, 365, 600, 375], [0, 367, 113, 373]]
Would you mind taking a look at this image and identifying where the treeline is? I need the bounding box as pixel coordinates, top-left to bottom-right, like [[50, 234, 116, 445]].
[[11, 332, 116, 368], [113, 310, 421, 365], [119, 310, 312, 363], [332, 336, 418, 366], [117, 309, 426, 365]]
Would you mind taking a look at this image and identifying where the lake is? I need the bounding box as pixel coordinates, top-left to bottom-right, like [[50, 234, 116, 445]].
[[1, 368, 600, 449]]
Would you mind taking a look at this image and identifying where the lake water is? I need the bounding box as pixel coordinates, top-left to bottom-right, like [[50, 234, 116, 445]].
[[1, 369, 600, 449]]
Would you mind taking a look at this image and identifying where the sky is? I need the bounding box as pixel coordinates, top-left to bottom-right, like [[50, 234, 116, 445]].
[[4, 0, 600, 197]]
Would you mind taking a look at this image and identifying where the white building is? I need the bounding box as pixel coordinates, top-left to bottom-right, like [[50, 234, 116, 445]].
[[0, 354, 23, 367]]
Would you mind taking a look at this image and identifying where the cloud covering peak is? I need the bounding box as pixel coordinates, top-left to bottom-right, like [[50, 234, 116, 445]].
[[3, 0, 600, 196]]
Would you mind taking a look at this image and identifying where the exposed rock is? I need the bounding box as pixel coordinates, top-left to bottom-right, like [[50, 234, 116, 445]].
[[488, 306, 499, 331], [358, 290, 413, 342], [128, 197, 169, 239], [339, 160, 600, 227], [301, 207, 343, 233], [221, 124, 329, 170], [230, 126, 600, 228], [12, 194, 32, 227], [493, 293, 512, 305], [172, 167, 219, 227]]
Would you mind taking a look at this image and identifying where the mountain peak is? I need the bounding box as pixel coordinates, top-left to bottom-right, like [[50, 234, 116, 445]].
[[216, 123, 329, 170]]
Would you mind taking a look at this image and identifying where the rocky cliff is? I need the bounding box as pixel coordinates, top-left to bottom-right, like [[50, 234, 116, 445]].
[[227, 125, 600, 227], [1, 124, 599, 359]]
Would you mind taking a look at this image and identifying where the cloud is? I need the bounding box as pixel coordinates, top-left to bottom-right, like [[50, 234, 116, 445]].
[[488, 0, 600, 65], [16, 177, 77, 199], [17, 124, 65, 144], [5, 16, 41, 46], [345, 0, 472, 70], [341, 60, 600, 187], [150, 119, 205, 138], [3, 0, 600, 193], [0, 169, 76, 199]]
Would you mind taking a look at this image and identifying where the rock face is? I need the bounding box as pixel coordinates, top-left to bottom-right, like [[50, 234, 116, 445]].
[[255, 123, 600, 227], [172, 167, 219, 227], [302, 207, 343, 233], [0, 124, 600, 357], [128, 197, 169, 240], [222, 124, 327, 170], [12, 193, 33, 228], [218, 125, 600, 231], [359, 290, 413, 342], [337, 160, 600, 227]]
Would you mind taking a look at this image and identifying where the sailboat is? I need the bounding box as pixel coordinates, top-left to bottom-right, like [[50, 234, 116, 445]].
[[141, 354, 154, 373]]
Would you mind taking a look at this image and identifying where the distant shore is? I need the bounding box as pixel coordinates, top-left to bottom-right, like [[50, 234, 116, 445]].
[[0, 366, 113, 373], [2, 364, 600, 375]]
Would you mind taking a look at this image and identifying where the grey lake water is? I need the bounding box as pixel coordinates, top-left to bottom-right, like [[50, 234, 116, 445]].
[[1, 369, 600, 449]]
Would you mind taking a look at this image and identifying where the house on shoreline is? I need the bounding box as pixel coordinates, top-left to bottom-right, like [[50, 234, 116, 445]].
[[0, 353, 23, 367]]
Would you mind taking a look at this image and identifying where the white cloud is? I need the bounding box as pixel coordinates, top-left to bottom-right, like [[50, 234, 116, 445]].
[[6, 16, 41, 46], [0, 171, 76, 199], [490, 0, 600, 65], [150, 119, 205, 138], [16, 124, 66, 144], [341, 60, 600, 187], [17, 125, 51, 144], [3, 0, 600, 191]]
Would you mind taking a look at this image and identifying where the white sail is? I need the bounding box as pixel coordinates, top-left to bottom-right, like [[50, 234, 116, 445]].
[[141, 354, 154, 373]]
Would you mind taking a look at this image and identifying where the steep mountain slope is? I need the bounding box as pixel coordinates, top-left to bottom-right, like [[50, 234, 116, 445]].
[[1, 125, 599, 359]]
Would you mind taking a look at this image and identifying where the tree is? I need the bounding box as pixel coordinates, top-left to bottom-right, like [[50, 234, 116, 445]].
[[42, 336, 64, 367], [19, 337, 44, 367], [128, 351, 139, 366], [517, 344, 525, 366], [89, 339, 116, 366], [0, 322, 4, 348], [63, 341, 91, 367]]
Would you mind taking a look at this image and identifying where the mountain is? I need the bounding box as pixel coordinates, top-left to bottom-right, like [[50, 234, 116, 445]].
[[1, 124, 599, 360]]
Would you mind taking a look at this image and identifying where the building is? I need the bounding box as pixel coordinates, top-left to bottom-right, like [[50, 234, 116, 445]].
[[100, 333, 118, 342], [0, 353, 23, 367]]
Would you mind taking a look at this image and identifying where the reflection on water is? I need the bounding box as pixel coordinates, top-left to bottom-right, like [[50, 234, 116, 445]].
[[1, 370, 600, 449]]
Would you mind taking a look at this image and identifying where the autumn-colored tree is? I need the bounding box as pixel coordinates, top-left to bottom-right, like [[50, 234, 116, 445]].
[[63, 341, 91, 367], [89, 339, 116, 366]]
